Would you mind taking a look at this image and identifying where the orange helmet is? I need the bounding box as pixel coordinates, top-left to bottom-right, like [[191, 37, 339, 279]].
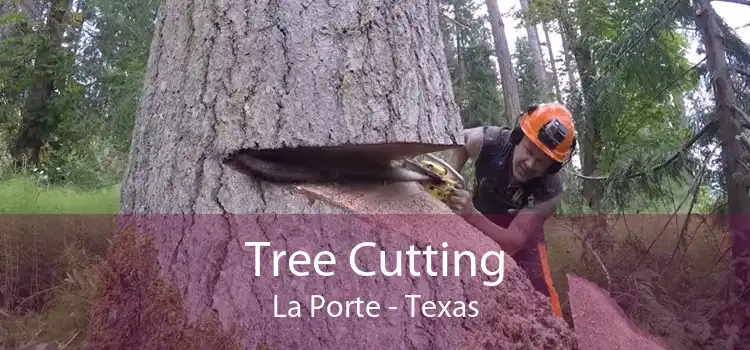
[[518, 103, 576, 163]]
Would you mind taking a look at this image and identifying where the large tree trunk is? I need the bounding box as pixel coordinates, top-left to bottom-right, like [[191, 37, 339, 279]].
[[485, 0, 521, 124], [86, 1, 576, 348], [519, 0, 550, 101], [695, 0, 750, 344]]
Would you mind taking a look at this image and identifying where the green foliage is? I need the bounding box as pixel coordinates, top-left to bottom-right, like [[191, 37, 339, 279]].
[[545, 0, 701, 211], [458, 44, 505, 127], [0, 14, 39, 131], [0, 0, 159, 189], [444, 0, 504, 128], [84, 0, 160, 154]]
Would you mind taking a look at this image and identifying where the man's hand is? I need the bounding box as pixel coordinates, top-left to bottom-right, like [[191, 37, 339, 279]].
[[447, 187, 475, 214]]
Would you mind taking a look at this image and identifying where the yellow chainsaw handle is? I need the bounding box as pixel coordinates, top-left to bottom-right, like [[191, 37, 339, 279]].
[[423, 153, 465, 187]]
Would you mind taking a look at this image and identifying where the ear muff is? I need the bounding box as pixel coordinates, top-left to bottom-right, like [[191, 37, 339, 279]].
[[510, 104, 540, 145], [510, 126, 524, 145], [547, 135, 577, 174]]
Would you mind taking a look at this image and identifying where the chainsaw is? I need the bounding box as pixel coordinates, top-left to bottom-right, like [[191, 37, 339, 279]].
[[223, 145, 466, 203]]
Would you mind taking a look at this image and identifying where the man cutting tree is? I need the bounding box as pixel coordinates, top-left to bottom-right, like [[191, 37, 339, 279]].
[[443, 103, 577, 318]]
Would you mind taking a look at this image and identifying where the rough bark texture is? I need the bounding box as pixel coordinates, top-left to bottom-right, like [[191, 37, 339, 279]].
[[695, 0, 750, 344], [93, 0, 580, 348], [485, 0, 521, 124], [119, 0, 464, 214]]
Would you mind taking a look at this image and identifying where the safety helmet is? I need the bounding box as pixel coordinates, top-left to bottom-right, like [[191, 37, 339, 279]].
[[515, 103, 576, 163]]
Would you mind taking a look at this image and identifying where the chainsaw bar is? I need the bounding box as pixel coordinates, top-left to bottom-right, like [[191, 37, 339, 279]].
[[225, 151, 437, 185], [223, 144, 464, 186]]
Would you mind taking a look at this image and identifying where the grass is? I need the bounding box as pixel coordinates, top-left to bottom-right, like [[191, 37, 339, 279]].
[[0, 176, 120, 214], [0, 176, 119, 349], [0, 174, 738, 349]]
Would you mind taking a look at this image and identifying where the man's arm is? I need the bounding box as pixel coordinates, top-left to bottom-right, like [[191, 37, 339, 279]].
[[504, 177, 564, 251], [460, 194, 561, 255], [444, 127, 484, 174], [453, 168, 564, 254]]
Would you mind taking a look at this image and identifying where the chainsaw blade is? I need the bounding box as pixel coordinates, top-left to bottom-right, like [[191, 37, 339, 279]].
[[225, 152, 434, 185]]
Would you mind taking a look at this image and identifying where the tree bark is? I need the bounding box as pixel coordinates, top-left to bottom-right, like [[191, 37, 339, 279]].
[[485, 0, 521, 124], [519, 0, 550, 101], [86, 1, 577, 349], [695, 0, 750, 344], [117, 0, 466, 215]]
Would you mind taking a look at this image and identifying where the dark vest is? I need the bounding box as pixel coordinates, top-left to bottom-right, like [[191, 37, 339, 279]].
[[471, 126, 561, 296]]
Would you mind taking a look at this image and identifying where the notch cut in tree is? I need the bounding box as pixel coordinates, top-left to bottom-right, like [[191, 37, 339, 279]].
[[87, 0, 577, 348], [117, 0, 467, 215]]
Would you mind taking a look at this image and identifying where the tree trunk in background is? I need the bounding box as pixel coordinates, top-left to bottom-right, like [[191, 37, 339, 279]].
[[85, 0, 576, 348], [519, 0, 550, 101], [542, 23, 563, 103], [485, 0, 521, 124], [453, 0, 467, 88], [695, 0, 750, 345], [555, 1, 601, 211], [559, 24, 578, 102], [673, 91, 688, 125], [438, 1, 457, 73], [10, 0, 72, 167]]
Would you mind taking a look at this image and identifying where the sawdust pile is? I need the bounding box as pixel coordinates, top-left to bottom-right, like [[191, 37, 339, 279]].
[[85, 227, 243, 350], [85, 181, 578, 349]]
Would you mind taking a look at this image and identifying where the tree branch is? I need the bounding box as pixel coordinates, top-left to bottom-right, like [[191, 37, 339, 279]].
[[712, 0, 750, 6], [440, 12, 470, 30], [733, 105, 750, 127], [731, 66, 750, 78], [566, 119, 718, 181]]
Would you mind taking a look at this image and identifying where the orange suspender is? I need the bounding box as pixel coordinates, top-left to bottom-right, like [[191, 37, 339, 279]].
[[537, 242, 563, 318]]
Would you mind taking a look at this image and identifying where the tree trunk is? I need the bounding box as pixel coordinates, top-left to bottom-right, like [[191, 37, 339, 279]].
[[485, 0, 521, 124], [438, 2, 457, 73], [542, 23, 563, 103], [453, 0, 467, 88], [555, 2, 601, 211], [10, 0, 71, 167], [519, 0, 550, 101], [554, 0, 612, 274], [86, 1, 576, 349], [559, 22, 578, 102], [695, 0, 750, 344]]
